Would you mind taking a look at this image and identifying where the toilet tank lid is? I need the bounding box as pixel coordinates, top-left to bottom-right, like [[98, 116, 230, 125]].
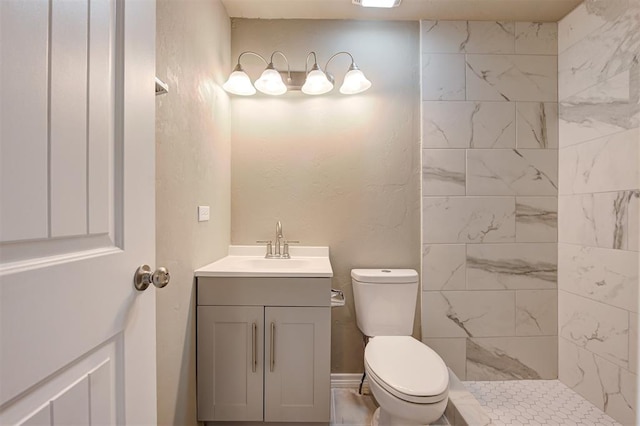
[[351, 269, 418, 283]]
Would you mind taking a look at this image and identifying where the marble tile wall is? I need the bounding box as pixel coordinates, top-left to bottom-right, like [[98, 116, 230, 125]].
[[557, 1, 640, 425], [420, 20, 559, 382]]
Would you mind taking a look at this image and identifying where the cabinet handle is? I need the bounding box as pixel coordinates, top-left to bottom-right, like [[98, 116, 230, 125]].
[[270, 322, 275, 372], [252, 322, 257, 373]]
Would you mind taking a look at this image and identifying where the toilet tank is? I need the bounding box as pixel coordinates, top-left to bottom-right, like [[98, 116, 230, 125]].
[[351, 269, 419, 337]]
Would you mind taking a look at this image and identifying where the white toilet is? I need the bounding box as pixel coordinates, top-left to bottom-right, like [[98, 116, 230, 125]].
[[352, 269, 449, 426]]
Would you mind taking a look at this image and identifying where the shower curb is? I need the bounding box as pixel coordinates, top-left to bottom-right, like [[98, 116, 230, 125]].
[[445, 370, 492, 426]]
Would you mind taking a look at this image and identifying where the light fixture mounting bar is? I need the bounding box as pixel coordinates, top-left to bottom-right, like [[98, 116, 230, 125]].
[[279, 71, 307, 91]]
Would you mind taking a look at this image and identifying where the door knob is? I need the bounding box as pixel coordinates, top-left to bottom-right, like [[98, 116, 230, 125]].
[[134, 265, 170, 291]]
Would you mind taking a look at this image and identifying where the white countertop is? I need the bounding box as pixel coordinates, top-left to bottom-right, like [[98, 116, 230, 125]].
[[195, 245, 333, 278]]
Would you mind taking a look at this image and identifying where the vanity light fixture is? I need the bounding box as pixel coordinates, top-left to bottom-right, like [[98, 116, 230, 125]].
[[223, 51, 290, 96], [301, 52, 334, 95], [325, 52, 372, 95], [352, 0, 402, 8], [223, 50, 371, 96]]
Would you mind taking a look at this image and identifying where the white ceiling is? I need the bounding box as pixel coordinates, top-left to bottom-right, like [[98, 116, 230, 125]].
[[221, 0, 583, 22]]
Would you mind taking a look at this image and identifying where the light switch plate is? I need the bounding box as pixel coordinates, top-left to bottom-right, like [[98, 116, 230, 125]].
[[198, 206, 210, 222]]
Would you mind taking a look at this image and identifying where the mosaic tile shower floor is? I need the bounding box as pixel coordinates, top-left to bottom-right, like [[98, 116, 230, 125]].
[[465, 380, 621, 426]]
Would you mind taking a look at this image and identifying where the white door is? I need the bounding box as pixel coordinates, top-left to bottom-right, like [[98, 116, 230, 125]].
[[0, 0, 157, 424]]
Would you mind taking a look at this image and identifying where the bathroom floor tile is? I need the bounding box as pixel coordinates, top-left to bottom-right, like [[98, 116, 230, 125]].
[[464, 380, 620, 426], [330, 387, 450, 425], [331, 388, 377, 426]]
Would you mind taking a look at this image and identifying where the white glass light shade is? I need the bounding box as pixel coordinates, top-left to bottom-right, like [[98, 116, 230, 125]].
[[223, 70, 256, 96], [255, 68, 287, 95], [360, 0, 399, 7], [301, 69, 334, 95], [340, 69, 372, 94]]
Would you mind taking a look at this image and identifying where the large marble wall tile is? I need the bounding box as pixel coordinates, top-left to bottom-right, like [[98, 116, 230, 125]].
[[422, 149, 465, 195], [466, 149, 558, 196], [422, 244, 466, 291], [464, 22, 515, 54], [558, 191, 640, 249], [467, 243, 557, 290], [629, 193, 639, 251], [558, 3, 640, 100], [422, 290, 515, 338], [466, 336, 557, 380], [559, 337, 613, 411], [422, 54, 466, 100], [516, 102, 558, 149], [559, 71, 638, 146], [421, 21, 515, 54], [558, 243, 638, 312], [559, 337, 608, 410], [423, 197, 516, 243], [630, 312, 637, 374], [419, 18, 566, 388], [469, 102, 516, 148], [423, 101, 473, 148], [515, 290, 558, 336], [557, 1, 629, 54], [423, 101, 516, 148], [608, 367, 636, 426], [559, 290, 630, 369], [515, 196, 558, 242], [466, 55, 557, 101], [421, 20, 468, 53], [515, 22, 558, 55], [559, 128, 640, 195], [422, 338, 467, 379], [559, 337, 636, 424]]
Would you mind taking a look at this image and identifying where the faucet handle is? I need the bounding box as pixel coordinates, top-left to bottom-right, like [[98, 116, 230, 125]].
[[282, 240, 300, 258], [256, 240, 273, 258]]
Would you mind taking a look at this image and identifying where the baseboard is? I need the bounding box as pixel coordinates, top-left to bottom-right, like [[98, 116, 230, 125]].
[[330, 373, 370, 392]]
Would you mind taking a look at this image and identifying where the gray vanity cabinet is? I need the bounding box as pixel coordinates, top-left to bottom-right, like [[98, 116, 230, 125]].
[[197, 305, 264, 422], [197, 277, 331, 424], [264, 306, 330, 422]]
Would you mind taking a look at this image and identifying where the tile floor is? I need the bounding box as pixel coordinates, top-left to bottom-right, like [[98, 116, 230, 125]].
[[331, 388, 378, 426], [465, 380, 621, 426], [330, 388, 450, 426]]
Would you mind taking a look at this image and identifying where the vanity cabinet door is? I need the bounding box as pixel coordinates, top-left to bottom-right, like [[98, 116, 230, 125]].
[[264, 307, 331, 422], [197, 306, 264, 421]]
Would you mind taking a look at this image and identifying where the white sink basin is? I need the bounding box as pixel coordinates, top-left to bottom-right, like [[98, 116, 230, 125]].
[[246, 258, 313, 270], [195, 245, 333, 278]]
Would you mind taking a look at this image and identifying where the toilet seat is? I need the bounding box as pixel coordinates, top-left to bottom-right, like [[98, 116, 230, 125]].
[[364, 336, 449, 404]]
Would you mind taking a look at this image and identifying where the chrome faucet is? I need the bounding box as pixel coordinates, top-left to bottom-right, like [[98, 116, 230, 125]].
[[258, 221, 298, 258], [275, 221, 283, 257]]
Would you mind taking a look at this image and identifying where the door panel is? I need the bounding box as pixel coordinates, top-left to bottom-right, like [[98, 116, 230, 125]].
[[88, 0, 115, 235], [197, 306, 264, 421], [0, 0, 49, 242], [4, 341, 117, 425], [19, 406, 50, 426], [0, 0, 156, 423], [265, 307, 331, 423], [50, 0, 89, 238]]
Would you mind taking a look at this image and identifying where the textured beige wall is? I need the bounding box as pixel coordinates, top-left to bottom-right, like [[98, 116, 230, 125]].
[[230, 19, 421, 373], [155, 1, 231, 424]]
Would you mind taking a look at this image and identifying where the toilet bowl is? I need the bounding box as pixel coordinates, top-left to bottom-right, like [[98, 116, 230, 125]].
[[351, 269, 449, 426], [365, 336, 448, 426]]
